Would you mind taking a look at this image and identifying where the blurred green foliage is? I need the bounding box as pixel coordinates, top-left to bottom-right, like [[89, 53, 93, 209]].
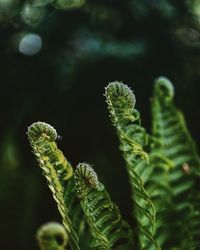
[[0, 0, 200, 249]]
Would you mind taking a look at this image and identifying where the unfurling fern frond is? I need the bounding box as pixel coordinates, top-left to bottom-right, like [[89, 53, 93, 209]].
[[151, 76, 200, 249], [145, 152, 174, 248], [28, 122, 73, 184], [152, 77, 200, 172], [64, 177, 91, 250], [105, 82, 160, 250], [28, 79, 200, 250], [105, 82, 148, 160], [36, 222, 68, 250], [74, 163, 134, 250], [27, 122, 80, 250], [105, 81, 136, 124]]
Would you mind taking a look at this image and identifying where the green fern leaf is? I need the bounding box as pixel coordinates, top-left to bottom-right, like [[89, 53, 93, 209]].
[[105, 82, 160, 250], [27, 122, 80, 250], [74, 163, 134, 250], [151, 77, 200, 249], [63, 178, 91, 249]]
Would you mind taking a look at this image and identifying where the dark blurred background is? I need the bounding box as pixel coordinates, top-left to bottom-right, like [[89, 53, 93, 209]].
[[0, 0, 200, 249]]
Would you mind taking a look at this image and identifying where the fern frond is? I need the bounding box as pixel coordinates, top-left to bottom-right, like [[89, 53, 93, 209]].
[[151, 76, 200, 249], [146, 152, 174, 248], [105, 81, 136, 124], [74, 163, 134, 250], [64, 178, 91, 249], [152, 77, 200, 169], [36, 222, 68, 250], [105, 82, 148, 161], [28, 122, 73, 183], [27, 122, 80, 250], [105, 82, 160, 250]]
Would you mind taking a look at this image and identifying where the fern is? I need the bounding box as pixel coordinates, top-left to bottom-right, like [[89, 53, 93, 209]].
[[28, 77, 200, 250], [151, 76, 200, 249], [74, 163, 134, 250], [27, 122, 80, 250], [36, 222, 68, 250], [105, 82, 160, 250], [63, 179, 91, 250], [152, 76, 200, 173]]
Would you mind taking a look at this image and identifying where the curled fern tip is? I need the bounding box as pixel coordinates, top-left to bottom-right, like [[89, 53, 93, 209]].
[[27, 121, 57, 142], [154, 76, 174, 101], [105, 81, 136, 122], [36, 222, 68, 250], [74, 163, 99, 198]]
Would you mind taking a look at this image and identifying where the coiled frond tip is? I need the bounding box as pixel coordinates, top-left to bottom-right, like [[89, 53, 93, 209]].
[[27, 121, 57, 142], [36, 222, 68, 249], [74, 163, 99, 198], [154, 76, 174, 101], [105, 81, 136, 122]]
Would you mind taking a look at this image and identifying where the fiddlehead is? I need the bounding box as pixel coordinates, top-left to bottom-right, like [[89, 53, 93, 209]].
[[105, 82, 160, 250], [27, 122, 57, 142], [74, 163, 99, 198], [151, 76, 200, 249], [152, 75, 200, 176], [36, 222, 68, 250], [27, 122, 80, 250], [105, 81, 136, 124], [74, 163, 134, 250], [28, 122, 73, 183], [105, 81, 148, 161], [153, 76, 174, 102]]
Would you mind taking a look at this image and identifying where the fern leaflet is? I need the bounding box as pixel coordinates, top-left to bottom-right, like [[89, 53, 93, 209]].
[[74, 163, 134, 250]]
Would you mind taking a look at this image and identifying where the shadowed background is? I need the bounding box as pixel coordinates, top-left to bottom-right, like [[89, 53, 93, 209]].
[[0, 0, 200, 249]]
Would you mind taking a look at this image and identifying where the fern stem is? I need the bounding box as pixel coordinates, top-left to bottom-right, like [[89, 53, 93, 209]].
[[27, 122, 80, 250], [105, 82, 160, 250]]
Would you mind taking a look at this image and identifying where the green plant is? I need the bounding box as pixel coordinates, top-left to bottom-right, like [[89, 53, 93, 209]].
[[36, 222, 68, 250], [28, 77, 200, 250], [150, 77, 200, 249]]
